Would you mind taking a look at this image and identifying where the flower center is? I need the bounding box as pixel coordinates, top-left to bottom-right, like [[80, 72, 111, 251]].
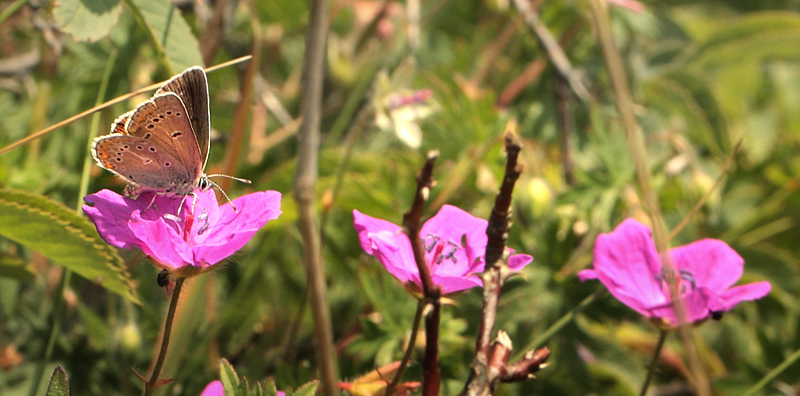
[[423, 233, 460, 265], [654, 268, 697, 295]]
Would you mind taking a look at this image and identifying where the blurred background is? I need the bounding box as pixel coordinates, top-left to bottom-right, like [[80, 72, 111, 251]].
[[0, 0, 797, 395]]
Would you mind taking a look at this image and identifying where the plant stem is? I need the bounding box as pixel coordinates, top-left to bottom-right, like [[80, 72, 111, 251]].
[[639, 329, 668, 396], [402, 152, 441, 396], [587, 0, 710, 394], [385, 298, 425, 396], [142, 277, 185, 396], [293, 0, 339, 394], [0, 0, 27, 27], [122, 0, 173, 75]]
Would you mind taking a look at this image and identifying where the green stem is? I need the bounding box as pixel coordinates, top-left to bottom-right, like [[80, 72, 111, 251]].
[[122, 0, 173, 75], [142, 277, 185, 396], [0, 0, 26, 26], [26, 52, 117, 396], [742, 345, 800, 396], [385, 298, 425, 396], [513, 289, 603, 362], [639, 329, 669, 396]]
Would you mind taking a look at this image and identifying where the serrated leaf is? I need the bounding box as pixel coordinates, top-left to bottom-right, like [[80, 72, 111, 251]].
[[263, 378, 278, 396], [690, 12, 800, 69], [127, 0, 204, 72], [53, 0, 122, 42], [264, 378, 278, 396], [45, 365, 69, 396], [251, 382, 264, 396], [292, 381, 319, 396], [0, 189, 138, 303], [219, 358, 250, 396]]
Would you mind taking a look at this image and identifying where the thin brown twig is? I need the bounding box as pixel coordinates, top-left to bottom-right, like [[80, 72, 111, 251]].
[[461, 133, 549, 396], [555, 76, 576, 185], [0, 56, 252, 157], [512, 0, 592, 102], [217, 4, 260, 192], [402, 151, 441, 396], [293, 0, 339, 394], [462, 132, 527, 396]]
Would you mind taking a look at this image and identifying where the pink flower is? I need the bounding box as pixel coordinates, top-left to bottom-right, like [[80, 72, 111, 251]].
[[353, 205, 533, 294], [578, 218, 771, 326], [83, 189, 281, 278], [201, 380, 285, 396]]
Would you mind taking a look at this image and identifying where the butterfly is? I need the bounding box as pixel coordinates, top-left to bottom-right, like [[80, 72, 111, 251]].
[[92, 67, 247, 208]]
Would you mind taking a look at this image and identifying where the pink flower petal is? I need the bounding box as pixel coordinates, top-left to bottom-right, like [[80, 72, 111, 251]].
[[717, 281, 772, 311], [353, 205, 532, 295], [200, 380, 224, 396], [508, 254, 533, 271], [421, 205, 488, 271], [591, 219, 665, 308], [353, 209, 403, 255], [83, 188, 281, 274], [128, 210, 194, 269], [432, 274, 483, 294], [192, 191, 282, 265], [670, 239, 743, 291], [581, 218, 772, 326]]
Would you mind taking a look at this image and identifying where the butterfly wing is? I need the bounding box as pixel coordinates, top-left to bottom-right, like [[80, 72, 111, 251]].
[[91, 134, 193, 194], [124, 93, 204, 185], [156, 66, 210, 168], [110, 110, 132, 135]]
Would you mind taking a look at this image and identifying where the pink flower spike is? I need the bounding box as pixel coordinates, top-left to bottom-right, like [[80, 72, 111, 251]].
[[353, 205, 533, 295], [83, 189, 281, 278], [579, 218, 771, 326]]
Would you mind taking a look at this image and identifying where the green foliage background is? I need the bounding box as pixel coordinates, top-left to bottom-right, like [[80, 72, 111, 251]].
[[0, 0, 797, 395]]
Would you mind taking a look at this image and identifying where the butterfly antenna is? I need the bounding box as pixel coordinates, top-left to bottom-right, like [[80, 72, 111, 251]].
[[206, 174, 252, 185], [205, 179, 240, 213]]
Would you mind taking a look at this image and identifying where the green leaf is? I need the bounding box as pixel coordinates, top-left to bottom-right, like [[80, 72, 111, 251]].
[[291, 381, 319, 396], [251, 382, 264, 396], [219, 358, 248, 396], [263, 378, 278, 396], [126, 0, 204, 73], [45, 365, 69, 396], [53, 0, 122, 42], [690, 12, 800, 69], [0, 189, 138, 303]]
